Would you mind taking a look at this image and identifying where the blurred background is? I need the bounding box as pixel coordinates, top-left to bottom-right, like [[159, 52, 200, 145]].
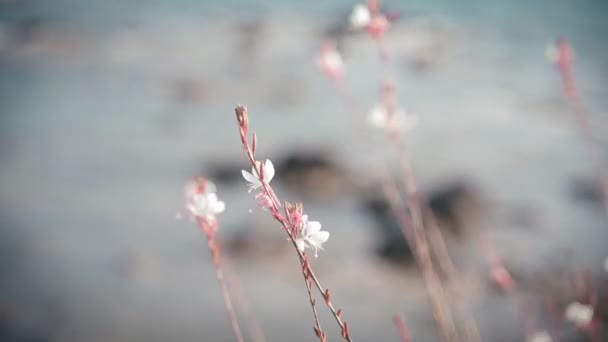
[[0, 0, 607, 341]]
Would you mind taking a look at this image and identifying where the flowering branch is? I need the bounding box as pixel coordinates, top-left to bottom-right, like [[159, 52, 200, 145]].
[[319, 3, 484, 340], [548, 37, 608, 220], [184, 178, 244, 342], [235, 105, 352, 342]]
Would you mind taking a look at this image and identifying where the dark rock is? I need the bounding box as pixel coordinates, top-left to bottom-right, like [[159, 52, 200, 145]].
[[206, 160, 244, 185], [224, 225, 289, 260], [275, 151, 346, 200], [204, 151, 346, 198], [569, 177, 603, 207], [168, 78, 209, 104], [362, 195, 414, 265], [426, 180, 484, 236], [361, 179, 484, 265]]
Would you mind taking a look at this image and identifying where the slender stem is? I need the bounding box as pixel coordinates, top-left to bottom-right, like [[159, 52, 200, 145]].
[[393, 314, 411, 342], [200, 221, 245, 342], [558, 56, 608, 220], [331, 47, 464, 340], [223, 255, 268, 342]]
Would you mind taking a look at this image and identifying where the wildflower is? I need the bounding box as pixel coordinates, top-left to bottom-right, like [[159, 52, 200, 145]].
[[185, 180, 225, 222], [349, 3, 389, 39], [368, 104, 417, 133], [241, 159, 275, 193], [528, 331, 552, 342], [490, 265, 516, 292], [565, 301, 594, 327], [316, 42, 344, 82], [545, 43, 559, 64], [546, 37, 575, 65], [295, 215, 330, 257], [255, 192, 273, 210], [367, 14, 390, 39], [350, 4, 371, 28]]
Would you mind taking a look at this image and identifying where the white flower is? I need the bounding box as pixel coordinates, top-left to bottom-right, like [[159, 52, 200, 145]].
[[368, 104, 418, 133], [241, 159, 275, 193], [317, 44, 344, 81], [545, 43, 559, 64], [350, 4, 371, 29], [565, 302, 593, 327], [528, 331, 552, 342], [295, 215, 330, 257], [187, 192, 225, 221]]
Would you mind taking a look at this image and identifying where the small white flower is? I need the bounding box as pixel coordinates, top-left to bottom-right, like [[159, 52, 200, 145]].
[[187, 192, 225, 221], [565, 301, 594, 327], [317, 45, 344, 81], [241, 159, 275, 193], [295, 215, 330, 257], [545, 43, 559, 64], [368, 104, 418, 133], [350, 4, 371, 29], [528, 331, 552, 342]]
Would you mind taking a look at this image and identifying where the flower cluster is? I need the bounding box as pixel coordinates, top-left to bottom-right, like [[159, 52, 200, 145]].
[[184, 177, 225, 233], [349, 1, 390, 39], [368, 103, 418, 133], [316, 42, 345, 83], [564, 301, 594, 328], [294, 215, 330, 258], [237, 105, 330, 258], [241, 160, 330, 257]]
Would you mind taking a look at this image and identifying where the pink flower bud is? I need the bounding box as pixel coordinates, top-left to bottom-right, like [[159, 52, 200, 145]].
[[491, 265, 516, 292], [366, 15, 389, 39]]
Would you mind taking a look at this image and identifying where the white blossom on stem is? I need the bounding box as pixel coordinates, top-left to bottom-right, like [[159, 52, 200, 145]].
[[350, 4, 371, 28], [241, 159, 275, 193], [368, 104, 418, 133], [185, 180, 225, 222], [545, 43, 559, 64], [295, 215, 329, 258], [565, 301, 594, 327], [316, 42, 344, 82], [527, 331, 552, 342]]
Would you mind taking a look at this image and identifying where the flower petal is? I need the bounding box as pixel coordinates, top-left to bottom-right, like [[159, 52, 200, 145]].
[[306, 221, 322, 234], [311, 231, 329, 245], [242, 170, 260, 184], [214, 200, 225, 214], [263, 159, 275, 182], [295, 238, 307, 252], [350, 4, 371, 28], [369, 105, 387, 127]]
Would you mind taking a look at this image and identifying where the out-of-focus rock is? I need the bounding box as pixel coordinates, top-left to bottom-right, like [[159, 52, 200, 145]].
[[234, 16, 267, 73], [224, 225, 289, 261], [427, 180, 484, 236], [569, 177, 604, 208], [167, 78, 210, 105], [361, 179, 484, 265], [362, 195, 414, 266], [276, 151, 346, 200], [114, 250, 162, 284]]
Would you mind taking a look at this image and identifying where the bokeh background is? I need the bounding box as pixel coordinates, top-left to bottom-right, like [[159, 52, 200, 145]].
[[1, 0, 607, 341]]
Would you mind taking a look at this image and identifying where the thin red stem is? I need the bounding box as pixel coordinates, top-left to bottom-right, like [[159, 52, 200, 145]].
[[199, 219, 244, 342]]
